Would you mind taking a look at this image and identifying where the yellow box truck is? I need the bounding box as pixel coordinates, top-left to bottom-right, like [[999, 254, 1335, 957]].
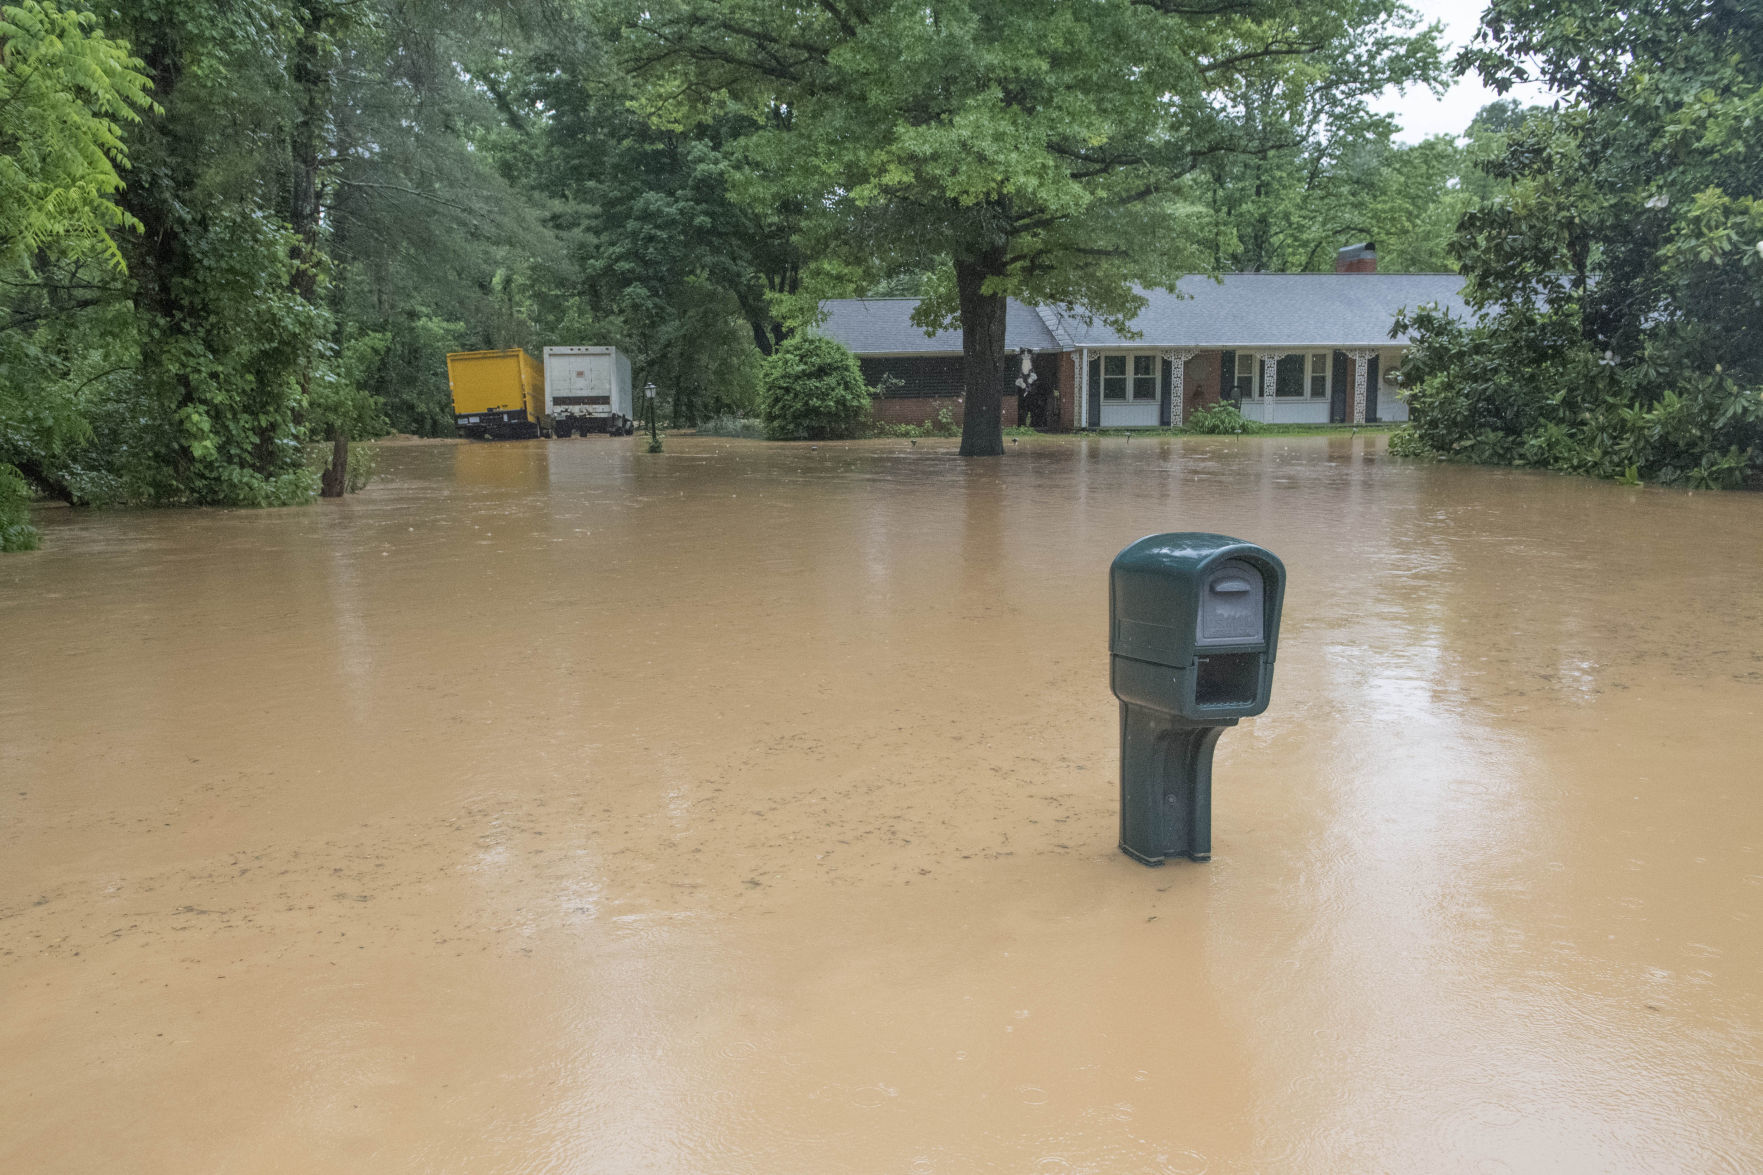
[[447, 348, 547, 439]]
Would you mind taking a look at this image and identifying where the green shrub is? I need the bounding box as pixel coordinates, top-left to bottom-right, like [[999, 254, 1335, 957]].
[[0, 464, 40, 551], [868, 420, 922, 438], [759, 335, 872, 440], [695, 412, 767, 439], [1386, 425, 1436, 459], [1186, 402, 1263, 435], [1394, 303, 1763, 487]]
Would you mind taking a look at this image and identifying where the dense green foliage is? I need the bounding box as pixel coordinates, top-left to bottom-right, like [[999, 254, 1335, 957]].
[[1394, 0, 1763, 486], [0, 0, 151, 547], [0, 1, 149, 270], [0, 0, 778, 547], [759, 335, 871, 440], [0, 462, 36, 549], [1186, 6, 1454, 273]]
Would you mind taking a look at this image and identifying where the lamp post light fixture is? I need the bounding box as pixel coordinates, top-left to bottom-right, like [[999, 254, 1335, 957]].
[[643, 382, 661, 451]]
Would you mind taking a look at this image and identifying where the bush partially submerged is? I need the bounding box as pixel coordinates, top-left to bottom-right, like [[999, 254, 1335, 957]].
[[1185, 402, 1263, 435], [1, 465, 40, 551], [695, 413, 767, 439], [304, 441, 378, 495], [1392, 304, 1761, 489], [869, 404, 959, 438], [760, 335, 872, 440]]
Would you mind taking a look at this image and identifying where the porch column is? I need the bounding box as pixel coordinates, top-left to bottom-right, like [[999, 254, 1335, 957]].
[[1078, 347, 1088, 428], [1260, 353, 1281, 424], [1161, 348, 1198, 427], [1346, 349, 1377, 425]]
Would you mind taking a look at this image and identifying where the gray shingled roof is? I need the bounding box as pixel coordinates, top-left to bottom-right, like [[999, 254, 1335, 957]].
[[819, 274, 1468, 353], [815, 297, 1060, 354]]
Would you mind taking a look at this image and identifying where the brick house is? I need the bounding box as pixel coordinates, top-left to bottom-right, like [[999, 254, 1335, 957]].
[[817, 244, 1469, 431]]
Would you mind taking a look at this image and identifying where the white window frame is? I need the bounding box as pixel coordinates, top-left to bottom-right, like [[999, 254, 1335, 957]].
[[1274, 353, 1306, 399], [1131, 354, 1159, 402], [1234, 352, 1257, 400], [1238, 351, 1330, 400], [1101, 352, 1164, 403], [1309, 352, 1330, 400], [1101, 354, 1129, 401]]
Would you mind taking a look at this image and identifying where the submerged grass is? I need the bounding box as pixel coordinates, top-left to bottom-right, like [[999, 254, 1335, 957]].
[[685, 415, 1398, 445], [688, 421, 1396, 442], [693, 413, 768, 439]]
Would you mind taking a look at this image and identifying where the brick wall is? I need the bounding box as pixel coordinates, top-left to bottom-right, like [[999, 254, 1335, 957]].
[[861, 353, 1033, 430]]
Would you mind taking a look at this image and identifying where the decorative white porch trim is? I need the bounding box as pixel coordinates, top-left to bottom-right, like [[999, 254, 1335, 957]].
[[1260, 353, 1285, 423], [1160, 348, 1199, 427], [1079, 347, 1089, 427], [1345, 349, 1378, 425]]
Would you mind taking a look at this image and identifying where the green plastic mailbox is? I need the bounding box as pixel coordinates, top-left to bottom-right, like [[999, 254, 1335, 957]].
[[1109, 533, 1285, 864]]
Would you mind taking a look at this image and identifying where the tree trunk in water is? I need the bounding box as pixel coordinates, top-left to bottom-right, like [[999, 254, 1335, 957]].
[[320, 429, 348, 498], [955, 248, 1008, 458]]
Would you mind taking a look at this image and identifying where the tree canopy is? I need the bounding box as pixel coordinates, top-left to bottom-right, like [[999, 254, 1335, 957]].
[[0, 0, 151, 547], [1395, 0, 1763, 487]]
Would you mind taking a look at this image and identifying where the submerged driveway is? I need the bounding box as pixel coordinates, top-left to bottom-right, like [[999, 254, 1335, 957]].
[[3, 435, 1760, 1173]]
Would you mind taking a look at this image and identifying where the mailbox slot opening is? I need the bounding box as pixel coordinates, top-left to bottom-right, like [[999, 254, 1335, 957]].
[[1195, 653, 1259, 707]]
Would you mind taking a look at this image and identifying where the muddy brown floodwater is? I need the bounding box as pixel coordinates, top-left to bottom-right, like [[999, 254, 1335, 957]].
[[3, 435, 1762, 1174]]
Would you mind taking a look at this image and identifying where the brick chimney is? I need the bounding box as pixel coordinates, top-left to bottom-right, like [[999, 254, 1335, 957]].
[[1335, 241, 1377, 274]]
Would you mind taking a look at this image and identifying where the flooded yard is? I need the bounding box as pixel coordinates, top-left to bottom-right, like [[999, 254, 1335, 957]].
[[3, 434, 1760, 1174]]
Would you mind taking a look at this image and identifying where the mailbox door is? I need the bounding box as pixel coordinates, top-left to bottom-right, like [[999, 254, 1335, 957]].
[[1195, 559, 1264, 647]]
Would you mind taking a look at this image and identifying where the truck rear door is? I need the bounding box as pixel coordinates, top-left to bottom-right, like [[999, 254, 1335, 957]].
[[584, 355, 611, 410]]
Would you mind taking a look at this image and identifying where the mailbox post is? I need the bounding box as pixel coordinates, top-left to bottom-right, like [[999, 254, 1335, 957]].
[[1109, 534, 1285, 864]]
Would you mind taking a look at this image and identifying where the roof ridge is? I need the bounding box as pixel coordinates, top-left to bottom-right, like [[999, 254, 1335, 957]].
[[1031, 302, 1075, 350]]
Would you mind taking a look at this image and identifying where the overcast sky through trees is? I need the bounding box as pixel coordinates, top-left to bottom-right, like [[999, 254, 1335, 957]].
[[1373, 0, 1555, 140]]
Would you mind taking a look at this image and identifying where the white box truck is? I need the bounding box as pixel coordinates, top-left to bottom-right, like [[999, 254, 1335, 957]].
[[542, 346, 635, 437]]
